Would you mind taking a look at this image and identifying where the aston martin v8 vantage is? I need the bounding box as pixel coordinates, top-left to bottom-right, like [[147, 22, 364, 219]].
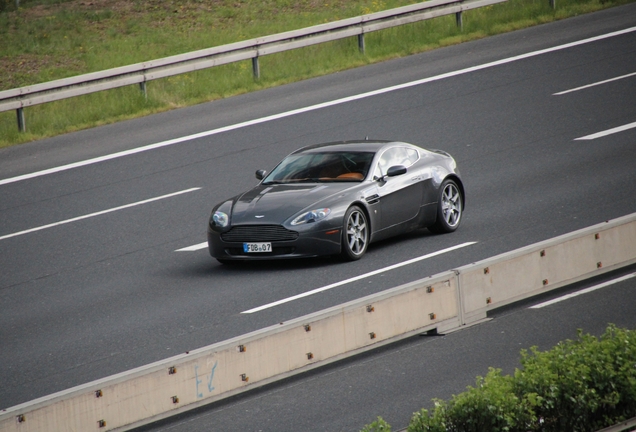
[[207, 140, 464, 263]]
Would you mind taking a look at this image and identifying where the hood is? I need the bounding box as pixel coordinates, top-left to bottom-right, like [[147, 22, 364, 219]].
[[230, 183, 352, 225]]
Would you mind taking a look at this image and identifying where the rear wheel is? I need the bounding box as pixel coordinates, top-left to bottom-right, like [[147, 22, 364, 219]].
[[341, 206, 368, 261], [429, 179, 463, 233]]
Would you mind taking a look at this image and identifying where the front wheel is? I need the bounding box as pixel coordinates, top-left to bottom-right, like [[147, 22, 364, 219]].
[[429, 179, 463, 234], [341, 206, 369, 261]]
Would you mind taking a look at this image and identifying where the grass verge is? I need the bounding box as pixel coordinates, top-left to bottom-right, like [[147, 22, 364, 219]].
[[0, 0, 634, 148]]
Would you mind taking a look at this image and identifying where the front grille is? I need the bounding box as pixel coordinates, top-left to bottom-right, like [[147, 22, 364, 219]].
[[221, 225, 299, 242]]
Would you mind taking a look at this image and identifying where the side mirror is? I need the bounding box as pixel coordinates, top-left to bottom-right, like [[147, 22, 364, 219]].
[[255, 169, 267, 180], [387, 165, 407, 177]]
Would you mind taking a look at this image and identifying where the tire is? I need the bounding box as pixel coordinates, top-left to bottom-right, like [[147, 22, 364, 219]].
[[341, 206, 369, 261], [429, 178, 463, 234]]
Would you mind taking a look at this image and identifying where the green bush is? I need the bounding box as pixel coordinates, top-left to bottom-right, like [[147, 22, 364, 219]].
[[408, 369, 537, 432], [361, 417, 393, 432], [362, 325, 636, 432], [514, 325, 636, 431]]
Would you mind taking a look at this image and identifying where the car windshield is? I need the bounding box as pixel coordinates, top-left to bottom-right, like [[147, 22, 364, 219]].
[[262, 151, 375, 184]]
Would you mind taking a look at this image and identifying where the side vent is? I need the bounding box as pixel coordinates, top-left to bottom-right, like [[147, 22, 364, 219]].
[[365, 194, 380, 205]]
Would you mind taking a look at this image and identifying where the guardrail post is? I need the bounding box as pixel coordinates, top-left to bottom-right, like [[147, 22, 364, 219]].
[[139, 82, 147, 99], [16, 108, 25, 133], [358, 33, 366, 54], [456, 11, 463, 31], [252, 57, 260, 79]]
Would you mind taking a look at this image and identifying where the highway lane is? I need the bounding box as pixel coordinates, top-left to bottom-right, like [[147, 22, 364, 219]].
[[1, 2, 636, 415]]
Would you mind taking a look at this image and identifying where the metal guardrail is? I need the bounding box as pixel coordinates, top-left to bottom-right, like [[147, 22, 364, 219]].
[[0, 0, 506, 132]]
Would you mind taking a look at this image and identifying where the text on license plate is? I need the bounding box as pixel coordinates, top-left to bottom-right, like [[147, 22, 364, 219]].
[[243, 242, 272, 253]]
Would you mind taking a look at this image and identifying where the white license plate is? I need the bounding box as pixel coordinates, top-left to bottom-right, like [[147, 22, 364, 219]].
[[243, 242, 272, 253]]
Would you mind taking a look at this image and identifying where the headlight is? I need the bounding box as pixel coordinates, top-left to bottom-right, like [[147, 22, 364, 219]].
[[212, 211, 229, 228], [291, 208, 331, 225]]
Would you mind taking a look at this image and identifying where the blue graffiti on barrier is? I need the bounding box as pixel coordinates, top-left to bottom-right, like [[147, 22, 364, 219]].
[[195, 361, 218, 399]]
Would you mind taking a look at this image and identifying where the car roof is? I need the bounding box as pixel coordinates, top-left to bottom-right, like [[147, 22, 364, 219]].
[[292, 140, 417, 154]]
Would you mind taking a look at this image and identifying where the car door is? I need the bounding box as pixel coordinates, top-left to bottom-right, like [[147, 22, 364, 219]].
[[374, 147, 423, 231]]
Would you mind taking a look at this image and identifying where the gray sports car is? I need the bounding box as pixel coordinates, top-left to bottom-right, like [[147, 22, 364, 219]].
[[207, 140, 464, 263]]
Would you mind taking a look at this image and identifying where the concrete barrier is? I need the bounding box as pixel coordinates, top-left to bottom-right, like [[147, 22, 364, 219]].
[[1, 212, 634, 431], [0, 274, 458, 431], [456, 213, 636, 325]]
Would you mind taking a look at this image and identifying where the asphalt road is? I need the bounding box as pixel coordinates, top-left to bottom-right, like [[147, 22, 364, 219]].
[[0, 3, 635, 431]]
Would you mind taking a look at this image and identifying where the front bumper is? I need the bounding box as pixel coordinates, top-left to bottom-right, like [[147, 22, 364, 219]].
[[207, 224, 342, 260]]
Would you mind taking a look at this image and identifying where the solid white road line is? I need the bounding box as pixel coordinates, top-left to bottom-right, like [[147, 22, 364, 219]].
[[574, 121, 636, 140], [241, 241, 477, 314], [176, 242, 208, 251], [530, 272, 636, 309], [553, 71, 636, 95], [0, 187, 201, 241], [1, 27, 635, 187]]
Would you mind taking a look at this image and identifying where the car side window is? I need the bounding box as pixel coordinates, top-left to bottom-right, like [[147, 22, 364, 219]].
[[373, 150, 389, 179], [373, 147, 419, 179], [404, 148, 419, 165]]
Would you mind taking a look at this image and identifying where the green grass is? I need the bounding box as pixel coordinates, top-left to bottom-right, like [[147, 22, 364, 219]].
[[0, 0, 634, 148]]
